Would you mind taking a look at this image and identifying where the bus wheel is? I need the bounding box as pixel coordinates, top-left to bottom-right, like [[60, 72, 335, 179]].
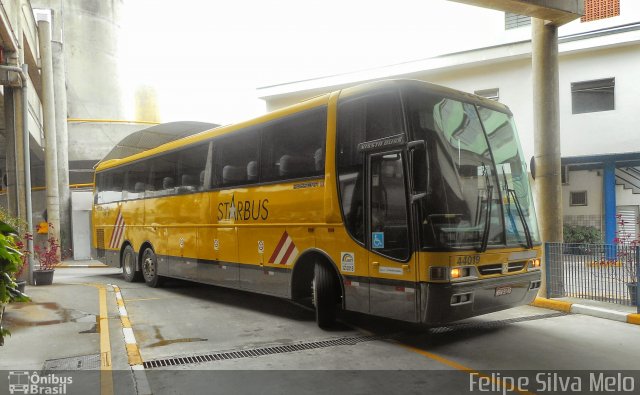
[[122, 245, 141, 282], [141, 248, 162, 288], [312, 262, 338, 328]]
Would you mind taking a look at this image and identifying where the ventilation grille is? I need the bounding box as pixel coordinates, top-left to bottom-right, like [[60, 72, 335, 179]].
[[143, 335, 382, 369], [478, 264, 502, 276], [507, 261, 526, 272], [96, 228, 105, 258], [505, 12, 531, 29], [581, 0, 620, 22], [570, 191, 588, 206], [43, 354, 101, 371]]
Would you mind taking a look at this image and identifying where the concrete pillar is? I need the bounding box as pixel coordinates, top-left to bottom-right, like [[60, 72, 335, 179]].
[[532, 18, 562, 296], [13, 88, 27, 222], [38, 17, 61, 254], [3, 89, 18, 217], [52, 40, 71, 255]]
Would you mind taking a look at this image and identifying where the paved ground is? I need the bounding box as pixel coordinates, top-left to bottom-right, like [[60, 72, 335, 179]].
[[2, 265, 640, 395]]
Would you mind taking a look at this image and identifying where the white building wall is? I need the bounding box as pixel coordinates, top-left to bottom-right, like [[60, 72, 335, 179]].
[[563, 170, 602, 217], [617, 185, 640, 206], [559, 45, 640, 157]]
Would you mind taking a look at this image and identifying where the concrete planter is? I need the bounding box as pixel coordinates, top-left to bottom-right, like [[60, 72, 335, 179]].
[[33, 269, 55, 286]]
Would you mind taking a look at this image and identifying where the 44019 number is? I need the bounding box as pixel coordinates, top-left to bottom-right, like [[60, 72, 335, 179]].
[[456, 255, 480, 265]]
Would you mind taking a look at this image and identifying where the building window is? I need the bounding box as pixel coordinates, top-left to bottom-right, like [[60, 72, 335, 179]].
[[561, 165, 569, 185], [570, 191, 588, 206], [474, 88, 499, 101], [571, 78, 615, 114], [505, 13, 530, 29], [581, 0, 620, 22]]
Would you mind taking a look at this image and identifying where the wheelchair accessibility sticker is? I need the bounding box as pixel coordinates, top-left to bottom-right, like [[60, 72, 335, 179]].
[[372, 232, 384, 249]]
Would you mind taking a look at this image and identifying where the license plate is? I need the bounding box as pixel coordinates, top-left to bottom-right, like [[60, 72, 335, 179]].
[[495, 286, 512, 297]]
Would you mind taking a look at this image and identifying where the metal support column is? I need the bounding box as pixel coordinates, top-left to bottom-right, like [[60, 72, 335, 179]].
[[603, 161, 617, 245]]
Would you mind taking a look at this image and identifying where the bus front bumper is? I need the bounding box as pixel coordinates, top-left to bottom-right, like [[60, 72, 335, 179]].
[[419, 271, 542, 326]]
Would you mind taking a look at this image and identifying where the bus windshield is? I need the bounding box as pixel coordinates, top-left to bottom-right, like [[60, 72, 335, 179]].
[[406, 88, 540, 250]]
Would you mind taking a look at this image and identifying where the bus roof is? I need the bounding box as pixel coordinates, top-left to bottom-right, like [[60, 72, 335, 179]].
[[99, 121, 218, 165], [95, 79, 512, 172]]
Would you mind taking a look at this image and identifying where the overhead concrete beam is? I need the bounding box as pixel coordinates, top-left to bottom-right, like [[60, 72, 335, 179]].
[[0, 3, 19, 51], [448, 0, 583, 25]]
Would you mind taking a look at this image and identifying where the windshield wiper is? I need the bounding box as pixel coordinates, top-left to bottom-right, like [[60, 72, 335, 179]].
[[477, 164, 492, 253], [502, 170, 533, 249]]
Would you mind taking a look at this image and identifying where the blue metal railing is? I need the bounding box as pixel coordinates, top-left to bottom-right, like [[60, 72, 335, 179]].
[[545, 242, 639, 313]]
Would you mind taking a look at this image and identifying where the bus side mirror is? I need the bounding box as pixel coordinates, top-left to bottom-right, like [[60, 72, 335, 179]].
[[411, 192, 427, 203], [407, 140, 425, 151], [408, 140, 429, 201], [529, 156, 536, 180]]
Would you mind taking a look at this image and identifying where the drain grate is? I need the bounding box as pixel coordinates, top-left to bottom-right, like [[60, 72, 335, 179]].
[[429, 312, 567, 334], [143, 335, 382, 369], [43, 354, 101, 371]]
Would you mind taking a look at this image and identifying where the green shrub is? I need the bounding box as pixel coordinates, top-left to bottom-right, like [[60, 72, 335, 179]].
[[563, 225, 602, 244], [1, 214, 30, 346]]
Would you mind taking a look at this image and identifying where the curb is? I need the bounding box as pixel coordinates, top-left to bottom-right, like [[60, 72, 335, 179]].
[[55, 264, 109, 268], [532, 297, 640, 325]]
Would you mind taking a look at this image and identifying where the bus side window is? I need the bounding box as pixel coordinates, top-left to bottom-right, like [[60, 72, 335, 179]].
[[177, 143, 209, 194], [214, 129, 258, 187], [123, 162, 148, 200], [261, 107, 327, 182], [95, 173, 104, 204], [150, 152, 178, 196]]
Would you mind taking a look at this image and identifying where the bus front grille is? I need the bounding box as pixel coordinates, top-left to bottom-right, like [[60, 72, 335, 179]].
[[507, 261, 526, 272], [478, 264, 502, 276]]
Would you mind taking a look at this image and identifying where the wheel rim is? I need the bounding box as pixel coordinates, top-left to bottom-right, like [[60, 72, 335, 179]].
[[143, 252, 155, 279], [124, 252, 133, 275], [311, 278, 317, 307]]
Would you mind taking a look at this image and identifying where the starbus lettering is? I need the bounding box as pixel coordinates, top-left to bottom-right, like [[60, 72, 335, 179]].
[[217, 196, 269, 221]]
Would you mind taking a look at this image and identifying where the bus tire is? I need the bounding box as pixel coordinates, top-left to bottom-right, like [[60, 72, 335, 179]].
[[313, 262, 338, 328], [141, 248, 163, 288], [122, 245, 142, 282]]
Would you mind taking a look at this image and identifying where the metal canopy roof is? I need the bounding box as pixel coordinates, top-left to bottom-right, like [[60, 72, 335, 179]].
[[100, 121, 218, 163]]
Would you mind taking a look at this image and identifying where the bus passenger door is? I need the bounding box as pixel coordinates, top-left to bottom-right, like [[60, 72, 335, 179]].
[[367, 151, 419, 321]]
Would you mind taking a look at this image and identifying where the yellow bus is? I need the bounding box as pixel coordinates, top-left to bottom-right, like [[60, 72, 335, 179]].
[[92, 80, 542, 327]]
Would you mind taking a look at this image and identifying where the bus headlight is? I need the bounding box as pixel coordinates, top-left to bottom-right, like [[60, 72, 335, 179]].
[[430, 266, 479, 281], [450, 266, 478, 282], [430, 266, 448, 281], [527, 258, 541, 271]]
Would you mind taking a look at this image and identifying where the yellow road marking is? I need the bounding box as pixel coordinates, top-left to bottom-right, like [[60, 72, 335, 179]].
[[98, 286, 114, 395], [343, 320, 534, 395], [83, 284, 113, 395], [395, 343, 534, 395], [126, 344, 144, 365], [531, 297, 572, 312], [112, 285, 145, 366]]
